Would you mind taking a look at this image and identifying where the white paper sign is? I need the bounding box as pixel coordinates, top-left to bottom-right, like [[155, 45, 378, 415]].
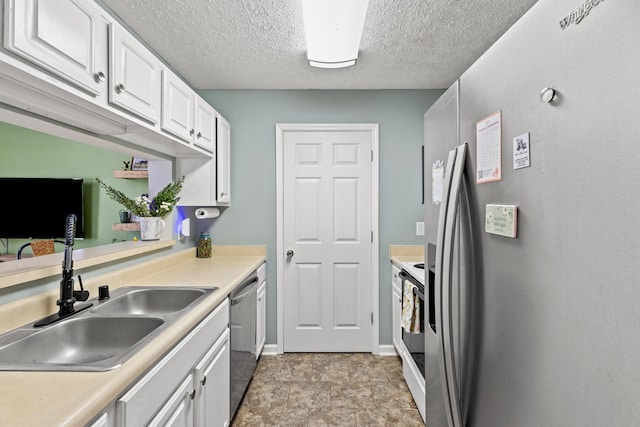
[[476, 111, 502, 183], [513, 133, 530, 170]]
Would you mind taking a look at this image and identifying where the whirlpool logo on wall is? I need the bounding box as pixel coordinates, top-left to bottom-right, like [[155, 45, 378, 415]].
[[559, 0, 605, 29]]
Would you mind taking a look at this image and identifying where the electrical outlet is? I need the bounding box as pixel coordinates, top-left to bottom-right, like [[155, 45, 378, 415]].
[[416, 222, 425, 236]]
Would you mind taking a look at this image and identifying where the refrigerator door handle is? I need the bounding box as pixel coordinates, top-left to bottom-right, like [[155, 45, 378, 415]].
[[435, 143, 467, 427]]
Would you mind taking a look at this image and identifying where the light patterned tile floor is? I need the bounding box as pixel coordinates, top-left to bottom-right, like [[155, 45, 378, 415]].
[[231, 353, 424, 427]]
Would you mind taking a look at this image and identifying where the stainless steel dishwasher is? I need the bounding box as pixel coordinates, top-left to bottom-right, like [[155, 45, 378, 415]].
[[229, 272, 258, 419]]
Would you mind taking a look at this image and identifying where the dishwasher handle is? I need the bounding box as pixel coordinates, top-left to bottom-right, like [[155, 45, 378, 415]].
[[230, 277, 258, 306]]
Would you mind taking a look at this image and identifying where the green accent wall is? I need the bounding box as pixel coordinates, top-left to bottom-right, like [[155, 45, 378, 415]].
[[196, 89, 444, 347], [0, 121, 148, 253]]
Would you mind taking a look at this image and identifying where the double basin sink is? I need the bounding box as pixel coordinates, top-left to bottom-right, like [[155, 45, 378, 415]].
[[0, 286, 218, 372]]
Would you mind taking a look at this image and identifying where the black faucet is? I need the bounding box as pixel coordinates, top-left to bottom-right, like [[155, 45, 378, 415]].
[[34, 214, 93, 327]]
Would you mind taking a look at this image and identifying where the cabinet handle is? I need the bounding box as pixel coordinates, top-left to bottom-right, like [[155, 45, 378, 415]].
[[115, 83, 125, 94], [190, 129, 195, 136], [200, 376, 207, 386], [197, 132, 202, 138], [188, 389, 196, 400], [94, 71, 105, 83]]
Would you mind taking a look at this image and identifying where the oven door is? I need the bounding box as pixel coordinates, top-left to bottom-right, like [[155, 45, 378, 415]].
[[400, 270, 425, 378]]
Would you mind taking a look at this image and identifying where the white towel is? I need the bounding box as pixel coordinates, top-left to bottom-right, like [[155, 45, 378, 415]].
[[401, 280, 421, 333]]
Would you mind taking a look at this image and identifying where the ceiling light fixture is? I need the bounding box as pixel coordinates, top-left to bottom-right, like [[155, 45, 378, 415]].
[[302, 0, 369, 69]]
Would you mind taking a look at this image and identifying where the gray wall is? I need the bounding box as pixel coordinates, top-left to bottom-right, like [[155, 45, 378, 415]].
[[196, 90, 443, 346]]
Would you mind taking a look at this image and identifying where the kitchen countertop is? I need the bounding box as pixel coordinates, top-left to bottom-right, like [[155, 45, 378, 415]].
[[389, 244, 424, 267], [0, 245, 266, 427]]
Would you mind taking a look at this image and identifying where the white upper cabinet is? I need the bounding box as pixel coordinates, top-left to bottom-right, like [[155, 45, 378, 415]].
[[216, 114, 231, 204], [194, 97, 216, 152], [175, 111, 231, 207], [4, 0, 108, 97], [161, 68, 216, 153], [109, 23, 160, 124], [161, 69, 195, 142]]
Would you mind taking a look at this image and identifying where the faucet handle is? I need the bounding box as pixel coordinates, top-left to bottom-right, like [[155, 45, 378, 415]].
[[74, 275, 90, 301], [73, 290, 89, 301]]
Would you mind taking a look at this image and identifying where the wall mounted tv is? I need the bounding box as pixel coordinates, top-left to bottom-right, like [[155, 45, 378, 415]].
[[0, 178, 85, 239]]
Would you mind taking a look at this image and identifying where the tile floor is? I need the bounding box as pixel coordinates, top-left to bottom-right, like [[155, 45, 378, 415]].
[[231, 353, 424, 426]]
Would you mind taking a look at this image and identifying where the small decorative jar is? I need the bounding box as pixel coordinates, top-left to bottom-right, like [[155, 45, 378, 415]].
[[197, 232, 212, 258]]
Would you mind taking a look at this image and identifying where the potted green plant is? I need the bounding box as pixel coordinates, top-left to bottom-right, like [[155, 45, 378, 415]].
[[96, 176, 185, 240]]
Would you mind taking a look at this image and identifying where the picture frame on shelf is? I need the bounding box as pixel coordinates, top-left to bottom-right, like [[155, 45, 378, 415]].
[[130, 157, 148, 171]]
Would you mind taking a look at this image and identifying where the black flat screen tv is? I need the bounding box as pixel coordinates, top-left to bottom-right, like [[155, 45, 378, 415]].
[[0, 178, 85, 239]]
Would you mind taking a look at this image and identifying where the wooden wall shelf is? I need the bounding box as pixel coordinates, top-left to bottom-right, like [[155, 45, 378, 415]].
[[113, 170, 148, 179], [112, 222, 140, 231]]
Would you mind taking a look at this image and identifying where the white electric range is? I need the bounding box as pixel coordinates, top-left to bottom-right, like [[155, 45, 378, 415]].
[[400, 261, 426, 285], [398, 259, 426, 422]]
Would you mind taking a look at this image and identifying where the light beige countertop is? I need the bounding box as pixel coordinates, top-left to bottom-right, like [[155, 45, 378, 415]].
[[0, 245, 266, 427], [389, 244, 424, 267]]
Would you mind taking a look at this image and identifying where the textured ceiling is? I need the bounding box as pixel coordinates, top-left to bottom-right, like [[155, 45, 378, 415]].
[[99, 0, 539, 90]]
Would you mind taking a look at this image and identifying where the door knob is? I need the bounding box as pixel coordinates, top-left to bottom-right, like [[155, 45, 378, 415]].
[[286, 250, 294, 260]]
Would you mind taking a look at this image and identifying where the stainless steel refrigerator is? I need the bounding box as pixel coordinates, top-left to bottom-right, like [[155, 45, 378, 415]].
[[423, 0, 640, 426]]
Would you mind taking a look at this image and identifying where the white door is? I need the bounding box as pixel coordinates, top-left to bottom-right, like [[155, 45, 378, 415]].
[[281, 126, 375, 352]]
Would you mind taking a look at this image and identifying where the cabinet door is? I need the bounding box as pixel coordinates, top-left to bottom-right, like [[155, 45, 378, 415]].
[[161, 69, 195, 142], [175, 157, 216, 206], [256, 281, 266, 359], [194, 328, 230, 427], [391, 265, 405, 357], [194, 97, 216, 152], [392, 282, 404, 357], [147, 374, 195, 427], [109, 23, 160, 123], [87, 413, 109, 427], [216, 114, 231, 204], [4, 0, 107, 96]]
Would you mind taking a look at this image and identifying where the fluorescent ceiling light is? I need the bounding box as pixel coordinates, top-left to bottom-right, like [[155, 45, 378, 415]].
[[302, 0, 369, 69]]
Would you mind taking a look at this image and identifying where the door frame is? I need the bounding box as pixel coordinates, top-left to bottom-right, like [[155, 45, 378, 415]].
[[275, 123, 380, 354]]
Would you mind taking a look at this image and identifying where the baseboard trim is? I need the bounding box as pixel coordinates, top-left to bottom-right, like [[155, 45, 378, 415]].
[[260, 344, 279, 356], [260, 344, 398, 356], [378, 344, 399, 356]]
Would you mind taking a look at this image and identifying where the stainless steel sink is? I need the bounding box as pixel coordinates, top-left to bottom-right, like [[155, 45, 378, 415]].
[[0, 286, 217, 371], [0, 316, 164, 369], [92, 287, 208, 316]]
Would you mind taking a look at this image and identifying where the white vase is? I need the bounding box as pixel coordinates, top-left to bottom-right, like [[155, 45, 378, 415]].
[[139, 217, 165, 241]]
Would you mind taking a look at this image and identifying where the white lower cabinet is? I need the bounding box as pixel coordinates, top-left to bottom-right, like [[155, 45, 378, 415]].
[[256, 263, 266, 359], [148, 374, 195, 427], [194, 328, 230, 427], [88, 412, 109, 427], [116, 299, 230, 427], [391, 264, 405, 358]]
